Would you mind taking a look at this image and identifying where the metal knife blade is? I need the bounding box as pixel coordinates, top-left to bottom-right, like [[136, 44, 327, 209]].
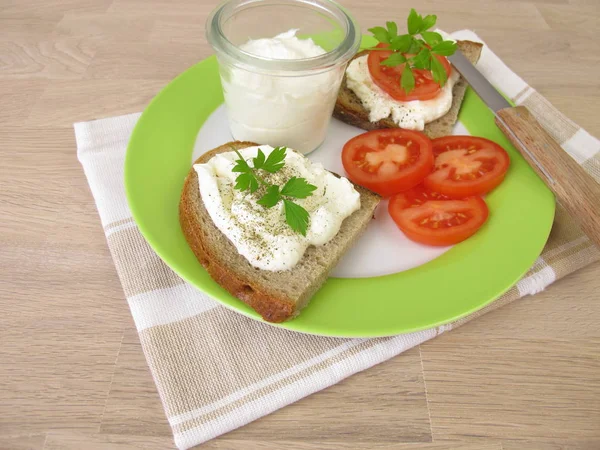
[[448, 50, 510, 113]]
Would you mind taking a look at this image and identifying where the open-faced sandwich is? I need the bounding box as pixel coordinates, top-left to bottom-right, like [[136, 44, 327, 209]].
[[334, 10, 483, 138], [180, 142, 380, 323]]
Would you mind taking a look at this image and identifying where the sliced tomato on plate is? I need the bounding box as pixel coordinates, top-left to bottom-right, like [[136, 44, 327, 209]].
[[342, 128, 434, 197], [389, 185, 489, 246], [367, 43, 452, 101], [424, 136, 510, 198]]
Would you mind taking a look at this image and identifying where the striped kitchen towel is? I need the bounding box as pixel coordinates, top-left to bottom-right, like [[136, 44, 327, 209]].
[[75, 30, 600, 449]]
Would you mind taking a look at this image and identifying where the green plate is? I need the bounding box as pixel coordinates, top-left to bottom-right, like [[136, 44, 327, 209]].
[[125, 38, 555, 338]]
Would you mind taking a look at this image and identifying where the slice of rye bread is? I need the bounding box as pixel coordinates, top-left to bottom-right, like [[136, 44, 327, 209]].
[[179, 141, 381, 323], [333, 40, 483, 138]]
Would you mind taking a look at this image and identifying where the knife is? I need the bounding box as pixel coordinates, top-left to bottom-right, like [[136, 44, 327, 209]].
[[448, 50, 600, 248]]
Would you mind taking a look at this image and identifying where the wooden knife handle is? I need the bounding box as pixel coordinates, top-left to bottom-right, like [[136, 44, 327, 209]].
[[495, 105, 600, 248]]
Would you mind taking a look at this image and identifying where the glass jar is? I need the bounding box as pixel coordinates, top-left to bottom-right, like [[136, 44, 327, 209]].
[[206, 0, 361, 154]]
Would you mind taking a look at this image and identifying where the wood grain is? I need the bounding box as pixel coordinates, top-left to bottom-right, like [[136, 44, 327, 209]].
[[98, 330, 173, 437], [0, 434, 47, 450], [26, 79, 167, 126], [218, 347, 431, 444], [45, 433, 504, 450], [0, 37, 97, 79], [0, 79, 49, 125], [1, 0, 599, 449], [496, 105, 600, 247], [199, 443, 503, 450], [421, 336, 600, 445], [43, 432, 174, 450], [1, 0, 112, 16]]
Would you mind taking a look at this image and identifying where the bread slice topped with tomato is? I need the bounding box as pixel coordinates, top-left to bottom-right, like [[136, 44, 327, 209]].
[[335, 40, 482, 138], [333, 11, 482, 138]]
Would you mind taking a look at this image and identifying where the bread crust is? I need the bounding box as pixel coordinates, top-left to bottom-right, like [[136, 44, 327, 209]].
[[333, 41, 484, 137], [179, 142, 298, 322], [179, 142, 380, 323]]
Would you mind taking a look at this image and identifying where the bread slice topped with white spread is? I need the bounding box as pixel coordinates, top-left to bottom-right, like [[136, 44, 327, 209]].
[[334, 40, 483, 138], [179, 141, 381, 323]]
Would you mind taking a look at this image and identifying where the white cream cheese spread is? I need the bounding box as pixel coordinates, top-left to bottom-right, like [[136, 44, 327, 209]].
[[221, 30, 342, 154], [194, 145, 361, 271], [345, 54, 460, 130]]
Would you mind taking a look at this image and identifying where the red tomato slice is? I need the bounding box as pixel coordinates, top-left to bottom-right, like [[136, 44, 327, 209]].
[[389, 185, 489, 246], [342, 129, 434, 197], [424, 136, 510, 198], [367, 43, 452, 101]]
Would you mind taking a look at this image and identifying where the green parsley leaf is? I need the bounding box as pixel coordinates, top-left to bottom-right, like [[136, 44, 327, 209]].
[[283, 199, 310, 236], [234, 172, 259, 193], [407, 8, 422, 35], [420, 31, 442, 47], [281, 176, 317, 199], [233, 149, 260, 193], [420, 14, 437, 32], [262, 146, 286, 173], [252, 148, 265, 170], [430, 55, 448, 86], [232, 157, 251, 173], [371, 10, 457, 94], [381, 52, 407, 67], [410, 48, 431, 70], [257, 185, 281, 208], [431, 40, 458, 56], [407, 38, 424, 54], [368, 26, 390, 44], [401, 63, 416, 94], [232, 147, 316, 235], [386, 21, 398, 38], [390, 34, 413, 53]]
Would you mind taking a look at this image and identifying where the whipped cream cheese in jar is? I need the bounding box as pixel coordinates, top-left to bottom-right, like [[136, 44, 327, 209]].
[[206, 0, 361, 154]]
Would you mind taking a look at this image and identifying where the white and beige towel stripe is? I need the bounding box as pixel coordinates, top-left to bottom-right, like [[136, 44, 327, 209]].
[[75, 30, 599, 449]]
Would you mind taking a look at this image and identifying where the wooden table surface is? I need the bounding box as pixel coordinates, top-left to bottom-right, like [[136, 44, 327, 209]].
[[1, 0, 599, 449]]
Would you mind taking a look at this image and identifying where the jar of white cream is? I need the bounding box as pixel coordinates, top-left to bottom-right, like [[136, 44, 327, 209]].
[[206, 0, 361, 154]]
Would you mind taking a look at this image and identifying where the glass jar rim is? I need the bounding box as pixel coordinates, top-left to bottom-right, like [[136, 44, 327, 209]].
[[206, 0, 361, 74]]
